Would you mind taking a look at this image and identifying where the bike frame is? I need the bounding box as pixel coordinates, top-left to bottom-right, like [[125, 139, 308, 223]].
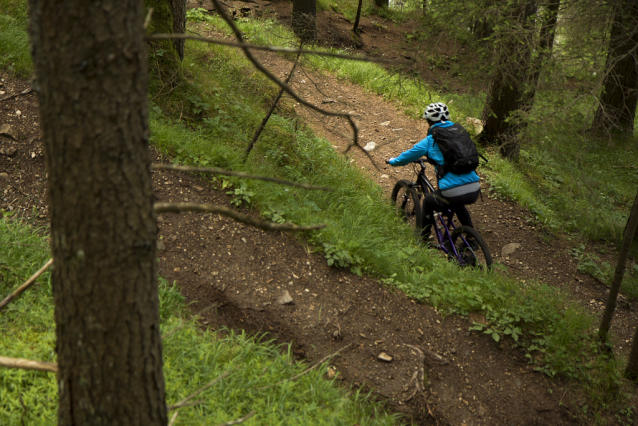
[[410, 159, 477, 265]]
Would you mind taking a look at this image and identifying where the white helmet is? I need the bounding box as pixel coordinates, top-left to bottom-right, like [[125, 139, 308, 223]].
[[422, 102, 450, 122]]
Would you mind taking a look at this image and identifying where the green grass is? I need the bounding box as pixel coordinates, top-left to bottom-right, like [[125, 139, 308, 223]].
[[0, 216, 397, 425]]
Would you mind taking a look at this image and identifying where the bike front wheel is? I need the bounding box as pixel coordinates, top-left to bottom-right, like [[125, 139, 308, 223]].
[[391, 180, 422, 230], [450, 226, 492, 268]]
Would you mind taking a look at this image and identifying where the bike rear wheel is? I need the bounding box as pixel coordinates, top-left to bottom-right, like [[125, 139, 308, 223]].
[[391, 180, 422, 230], [450, 226, 492, 268]]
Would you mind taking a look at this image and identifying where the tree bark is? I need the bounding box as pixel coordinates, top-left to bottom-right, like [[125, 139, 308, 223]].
[[521, 0, 560, 106], [593, 0, 638, 134], [353, 0, 364, 34], [28, 0, 167, 425], [479, 0, 537, 159], [600, 189, 638, 344], [146, 0, 186, 61], [292, 0, 317, 43]]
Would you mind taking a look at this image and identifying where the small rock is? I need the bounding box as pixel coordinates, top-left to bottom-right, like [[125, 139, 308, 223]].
[[327, 367, 337, 379], [379, 121, 390, 126], [3, 147, 17, 156], [241, 238, 247, 243], [322, 98, 337, 104], [363, 142, 376, 152], [477, 405, 487, 416], [380, 174, 389, 179], [378, 352, 393, 362], [501, 243, 521, 258], [0, 172, 8, 180], [157, 241, 166, 252], [278, 290, 294, 305], [0, 124, 18, 141]]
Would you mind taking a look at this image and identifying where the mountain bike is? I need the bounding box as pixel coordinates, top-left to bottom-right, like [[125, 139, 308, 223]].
[[389, 159, 492, 268]]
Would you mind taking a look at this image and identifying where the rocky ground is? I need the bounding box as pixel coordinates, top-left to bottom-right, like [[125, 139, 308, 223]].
[[1, 2, 637, 425]]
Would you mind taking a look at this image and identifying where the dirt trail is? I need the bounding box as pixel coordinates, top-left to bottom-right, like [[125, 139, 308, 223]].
[[1, 3, 637, 425]]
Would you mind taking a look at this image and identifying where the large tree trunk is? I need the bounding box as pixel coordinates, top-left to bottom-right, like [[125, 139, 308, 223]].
[[292, 0, 317, 43], [592, 0, 638, 134], [28, 0, 167, 425], [479, 0, 537, 159]]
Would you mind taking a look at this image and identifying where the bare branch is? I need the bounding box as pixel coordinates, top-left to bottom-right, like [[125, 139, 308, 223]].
[[246, 44, 303, 157], [154, 202, 326, 232], [168, 371, 231, 411], [151, 164, 332, 191], [250, 343, 352, 391], [215, 411, 256, 426], [146, 34, 409, 65], [0, 258, 53, 311], [208, 0, 378, 170], [0, 355, 58, 373]]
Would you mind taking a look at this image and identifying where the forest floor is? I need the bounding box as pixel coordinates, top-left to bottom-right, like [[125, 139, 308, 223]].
[[1, 1, 637, 425]]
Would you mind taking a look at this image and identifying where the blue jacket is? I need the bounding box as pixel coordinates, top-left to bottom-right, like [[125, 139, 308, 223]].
[[388, 121, 480, 191]]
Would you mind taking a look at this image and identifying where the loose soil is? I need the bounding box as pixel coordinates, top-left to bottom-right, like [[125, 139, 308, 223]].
[[2, 2, 637, 424]]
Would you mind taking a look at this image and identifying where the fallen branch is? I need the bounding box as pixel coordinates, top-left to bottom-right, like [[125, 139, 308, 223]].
[[251, 343, 352, 391], [403, 344, 425, 402], [0, 258, 53, 310], [151, 164, 332, 191], [168, 371, 231, 411], [215, 411, 255, 426], [0, 355, 58, 373], [146, 34, 409, 65], [154, 203, 326, 232], [0, 87, 34, 102]]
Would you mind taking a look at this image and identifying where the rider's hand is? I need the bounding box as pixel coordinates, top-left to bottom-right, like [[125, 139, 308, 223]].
[[385, 157, 396, 165]]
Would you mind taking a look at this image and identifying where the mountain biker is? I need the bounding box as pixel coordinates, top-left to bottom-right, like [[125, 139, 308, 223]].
[[386, 102, 481, 243]]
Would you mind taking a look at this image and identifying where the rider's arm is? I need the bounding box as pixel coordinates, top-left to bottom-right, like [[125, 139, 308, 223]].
[[388, 136, 433, 167]]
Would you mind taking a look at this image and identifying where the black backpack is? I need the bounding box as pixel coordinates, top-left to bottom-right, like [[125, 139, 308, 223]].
[[427, 123, 484, 178]]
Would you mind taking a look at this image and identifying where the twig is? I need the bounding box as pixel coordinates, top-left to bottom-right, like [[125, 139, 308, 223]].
[[146, 34, 409, 65], [167, 399, 205, 410], [215, 411, 256, 426], [0, 258, 53, 310], [168, 411, 179, 426], [168, 371, 231, 411], [0, 88, 34, 102], [0, 355, 58, 373], [422, 347, 449, 365], [208, 0, 378, 170], [143, 8, 153, 30], [151, 164, 332, 191], [245, 43, 302, 157], [251, 343, 352, 391], [154, 203, 326, 232]]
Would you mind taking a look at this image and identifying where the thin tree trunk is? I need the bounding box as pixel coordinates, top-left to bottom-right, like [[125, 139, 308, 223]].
[[599, 189, 638, 344], [353, 0, 363, 34], [522, 0, 560, 106], [171, 0, 186, 60], [28, 0, 167, 424], [593, 0, 638, 134]]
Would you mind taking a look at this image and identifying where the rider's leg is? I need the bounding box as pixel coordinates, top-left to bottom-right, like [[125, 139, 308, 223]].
[[422, 190, 446, 239]]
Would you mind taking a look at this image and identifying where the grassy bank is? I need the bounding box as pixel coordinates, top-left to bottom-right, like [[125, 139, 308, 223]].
[[0, 217, 397, 425]]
